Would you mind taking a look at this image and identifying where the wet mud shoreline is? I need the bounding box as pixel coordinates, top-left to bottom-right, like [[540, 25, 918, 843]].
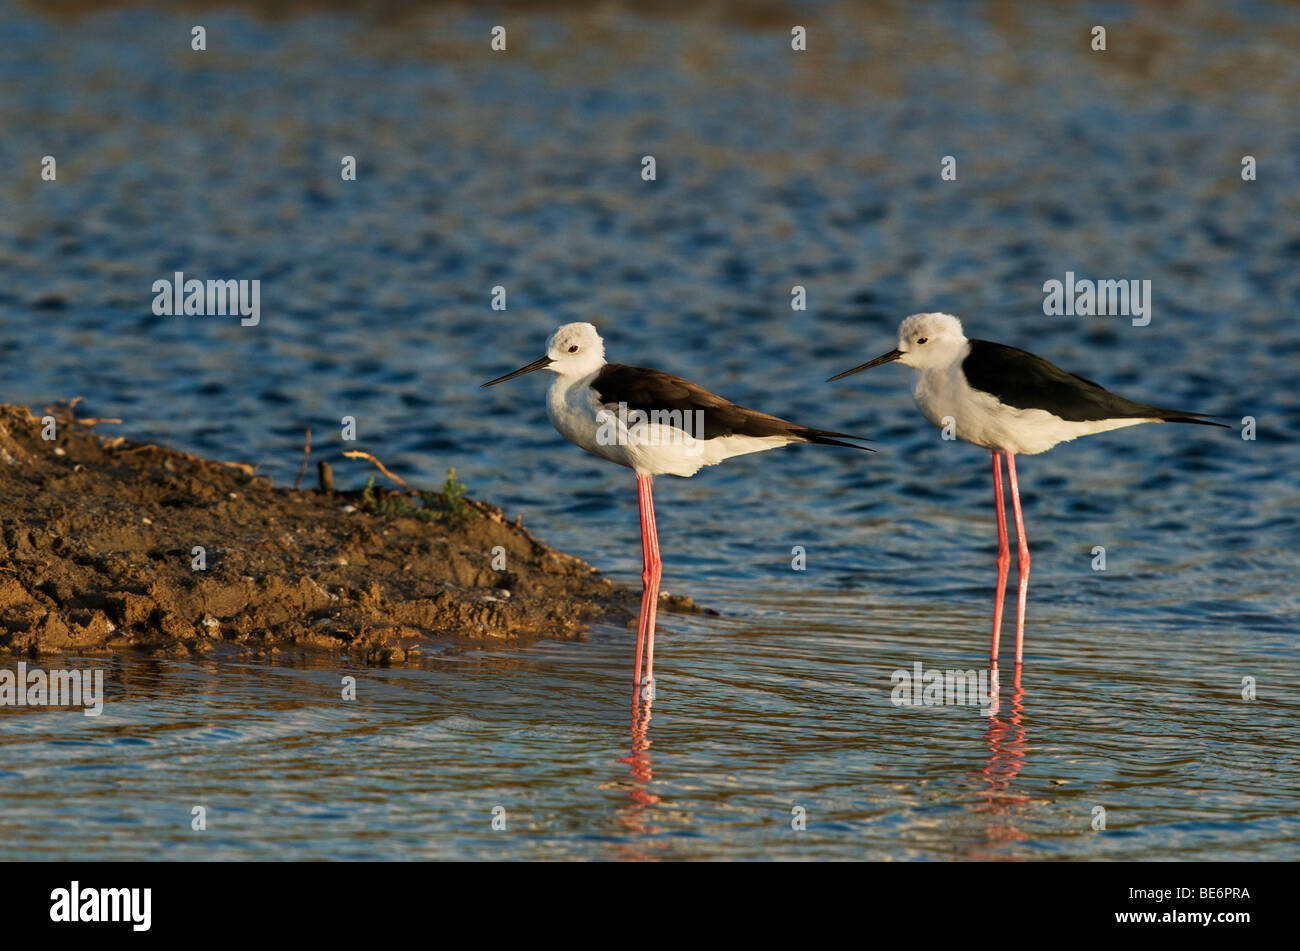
[[0, 402, 690, 662]]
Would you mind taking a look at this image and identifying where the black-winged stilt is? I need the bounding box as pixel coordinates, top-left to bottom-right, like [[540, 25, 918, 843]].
[[483, 322, 871, 707], [828, 312, 1225, 675]]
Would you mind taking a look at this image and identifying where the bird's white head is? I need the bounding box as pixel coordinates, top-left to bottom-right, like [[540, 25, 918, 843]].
[[480, 321, 607, 388], [827, 312, 969, 382], [894, 312, 968, 369], [545, 322, 606, 377]]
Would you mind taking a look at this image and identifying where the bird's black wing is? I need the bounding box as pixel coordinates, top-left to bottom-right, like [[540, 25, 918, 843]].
[[591, 364, 871, 448], [962, 340, 1224, 425]]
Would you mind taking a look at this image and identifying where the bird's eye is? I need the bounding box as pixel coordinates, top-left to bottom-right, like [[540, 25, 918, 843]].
[[916, 337, 928, 345], [568, 345, 579, 353]]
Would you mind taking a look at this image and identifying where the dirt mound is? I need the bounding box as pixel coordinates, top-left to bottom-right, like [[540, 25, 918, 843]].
[[0, 402, 700, 661]]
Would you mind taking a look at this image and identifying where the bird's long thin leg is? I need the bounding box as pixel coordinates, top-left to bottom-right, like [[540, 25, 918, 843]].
[[631, 477, 647, 703], [633, 473, 662, 706], [1005, 451, 1030, 671], [641, 475, 662, 689], [990, 450, 1010, 670]]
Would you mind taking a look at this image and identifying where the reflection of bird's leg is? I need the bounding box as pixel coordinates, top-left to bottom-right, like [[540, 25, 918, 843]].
[[981, 684, 1028, 795], [1005, 452, 1030, 673], [990, 451, 1010, 669], [633, 473, 662, 709], [626, 642, 655, 797], [628, 700, 652, 772]]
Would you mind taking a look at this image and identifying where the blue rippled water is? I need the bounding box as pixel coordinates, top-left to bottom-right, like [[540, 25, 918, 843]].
[[0, 0, 1297, 860]]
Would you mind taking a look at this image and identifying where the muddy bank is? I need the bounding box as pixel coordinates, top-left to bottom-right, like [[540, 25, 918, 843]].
[[0, 403, 695, 660]]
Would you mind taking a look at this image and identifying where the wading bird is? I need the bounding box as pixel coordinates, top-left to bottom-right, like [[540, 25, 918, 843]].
[[829, 313, 1224, 674], [483, 322, 871, 708]]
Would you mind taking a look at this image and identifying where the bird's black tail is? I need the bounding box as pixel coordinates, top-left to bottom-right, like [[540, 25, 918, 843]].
[[1159, 414, 1231, 429], [797, 428, 876, 451]]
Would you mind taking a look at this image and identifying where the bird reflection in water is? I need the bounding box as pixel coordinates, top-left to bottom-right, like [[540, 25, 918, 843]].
[[606, 685, 662, 854], [969, 675, 1030, 856]]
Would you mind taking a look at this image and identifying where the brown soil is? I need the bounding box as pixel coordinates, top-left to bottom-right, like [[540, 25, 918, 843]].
[[0, 402, 697, 661]]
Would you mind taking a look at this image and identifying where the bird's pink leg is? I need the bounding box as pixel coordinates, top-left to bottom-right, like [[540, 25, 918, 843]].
[[633, 473, 662, 706], [990, 451, 1010, 670], [1005, 451, 1030, 670], [631, 479, 647, 702], [642, 481, 661, 688]]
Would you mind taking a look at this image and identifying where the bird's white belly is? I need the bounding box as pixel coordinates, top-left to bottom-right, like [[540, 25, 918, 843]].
[[912, 369, 1149, 454], [547, 377, 635, 469], [546, 378, 793, 477]]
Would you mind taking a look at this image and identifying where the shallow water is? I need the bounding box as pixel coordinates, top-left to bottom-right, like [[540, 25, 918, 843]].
[[1, 0, 1298, 860]]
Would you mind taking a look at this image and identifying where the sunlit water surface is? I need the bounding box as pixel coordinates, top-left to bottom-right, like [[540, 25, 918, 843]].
[[0, 0, 1298, 859]]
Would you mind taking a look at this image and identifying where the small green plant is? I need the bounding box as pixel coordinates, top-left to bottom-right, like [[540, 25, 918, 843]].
[[436, 467, 473, 521], [358, 470, 476, 523], [360, 475, 422, 519]]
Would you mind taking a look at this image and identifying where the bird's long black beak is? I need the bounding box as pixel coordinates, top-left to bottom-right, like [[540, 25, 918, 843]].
[[827, 349, 903, 382], [480, 355, 553, 387]]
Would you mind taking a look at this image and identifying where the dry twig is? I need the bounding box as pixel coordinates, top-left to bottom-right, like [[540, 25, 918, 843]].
[[343, 450, 408, 488], [294, 428, 312, 490]]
